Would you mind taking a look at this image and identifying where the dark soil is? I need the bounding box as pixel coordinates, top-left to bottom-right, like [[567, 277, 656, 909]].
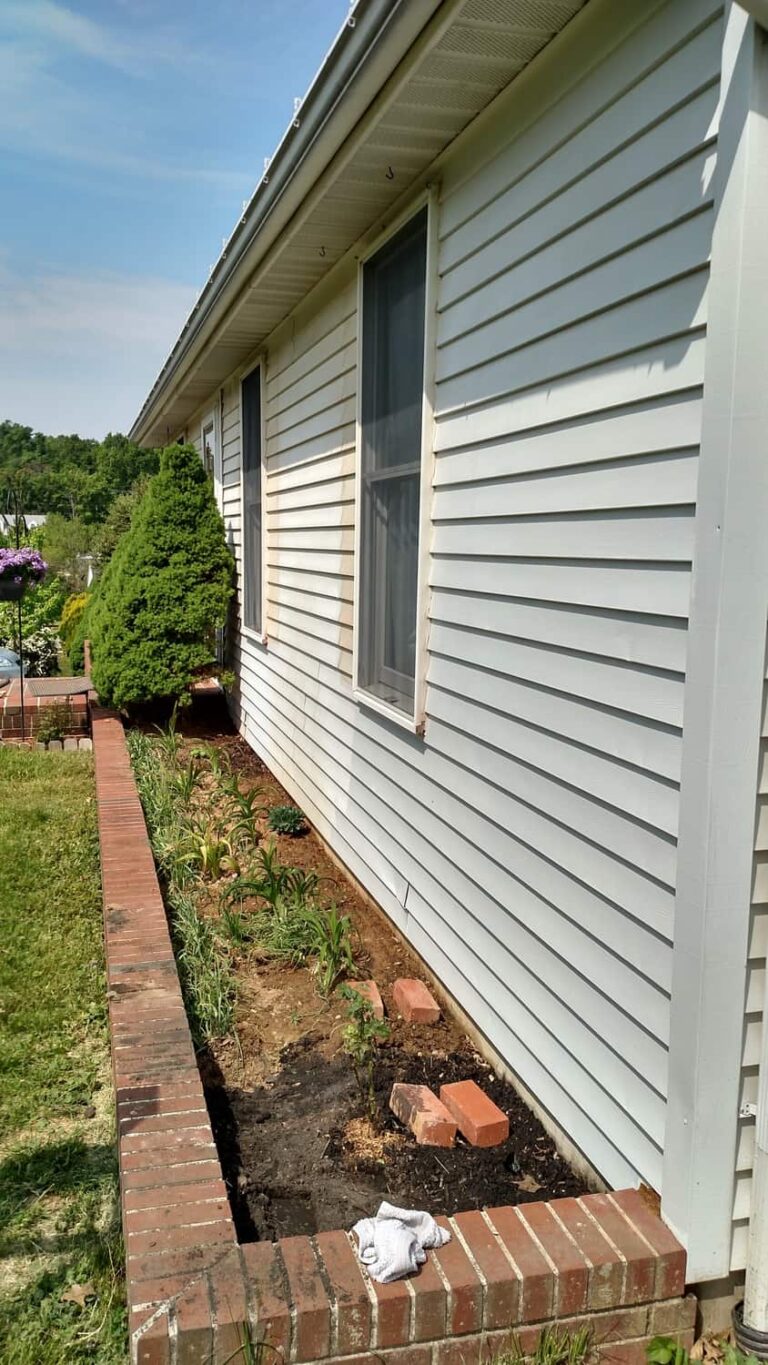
[[172, 694, 591, 1241]]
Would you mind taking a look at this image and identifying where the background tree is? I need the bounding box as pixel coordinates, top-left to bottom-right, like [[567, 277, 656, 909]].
[[86, 444, 233, 708], [42, 513, 93, 590]]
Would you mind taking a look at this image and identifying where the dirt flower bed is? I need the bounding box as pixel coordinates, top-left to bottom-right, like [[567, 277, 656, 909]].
[[130, 698, 589, 1244]]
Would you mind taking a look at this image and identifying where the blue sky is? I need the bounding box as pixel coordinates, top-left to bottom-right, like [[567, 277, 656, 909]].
[[0, 0, 350, 438]]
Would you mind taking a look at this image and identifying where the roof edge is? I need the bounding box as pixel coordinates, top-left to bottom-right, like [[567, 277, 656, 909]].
[[131, 0, 443, 444]]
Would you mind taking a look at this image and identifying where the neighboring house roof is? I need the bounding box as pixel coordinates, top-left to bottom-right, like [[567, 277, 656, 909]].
[[131, 0, 586, 447], [0, 513, 46, 531]]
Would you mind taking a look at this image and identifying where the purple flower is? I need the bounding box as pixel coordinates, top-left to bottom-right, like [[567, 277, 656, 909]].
[[0, 547, 48, 585]]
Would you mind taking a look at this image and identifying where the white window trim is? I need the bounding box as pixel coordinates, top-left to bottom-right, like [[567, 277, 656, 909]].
[[201, 405, 222, 511], [351, 187, 438, 735], [239, 356, 268, 647]]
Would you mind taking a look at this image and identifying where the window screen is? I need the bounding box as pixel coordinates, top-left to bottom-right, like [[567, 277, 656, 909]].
[[242, 366, 262, 635], [358, 208, 428, 716]]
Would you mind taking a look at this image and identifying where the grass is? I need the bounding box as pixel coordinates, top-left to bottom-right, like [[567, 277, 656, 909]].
[[126, 728, 236, 1043], [0, 747, 125, 1364]]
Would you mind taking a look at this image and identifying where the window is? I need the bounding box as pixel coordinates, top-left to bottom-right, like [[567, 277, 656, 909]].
[[241, 365, 263, 636], [201, 409, 222, 510], [357, 206, 429, 719]]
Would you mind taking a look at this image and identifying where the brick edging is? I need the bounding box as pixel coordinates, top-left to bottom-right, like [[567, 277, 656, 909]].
[[92, 709, 694, 1365]]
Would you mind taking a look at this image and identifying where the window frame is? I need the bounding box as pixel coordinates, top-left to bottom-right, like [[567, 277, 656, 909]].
[[200, 406, 222, 511], [239, 357, 268, 646], [352, 189, 438, 733]]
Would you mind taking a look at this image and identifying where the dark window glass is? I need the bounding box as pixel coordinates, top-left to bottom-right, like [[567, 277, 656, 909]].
[[242, 367, 262, 634], [359, 208, 427, 715]]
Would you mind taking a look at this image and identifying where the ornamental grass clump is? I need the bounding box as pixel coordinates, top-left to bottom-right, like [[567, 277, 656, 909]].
[[85, 443, 233, 709]]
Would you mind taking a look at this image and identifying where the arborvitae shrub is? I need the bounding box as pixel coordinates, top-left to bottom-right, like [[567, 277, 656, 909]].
[[87, 443, 233, 708], [59, 591, 89, 652]]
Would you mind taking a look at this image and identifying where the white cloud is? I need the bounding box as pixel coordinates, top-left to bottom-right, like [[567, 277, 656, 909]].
[[0, 3, 249, 187], [0, 260, 196, 437], [2, 0, 137, 72]]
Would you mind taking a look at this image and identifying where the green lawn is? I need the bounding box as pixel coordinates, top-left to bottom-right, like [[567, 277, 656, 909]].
[[0, 747, 126, 1364]]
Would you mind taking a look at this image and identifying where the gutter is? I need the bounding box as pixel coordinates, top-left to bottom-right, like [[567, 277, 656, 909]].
[[131, 0, 444, 444]]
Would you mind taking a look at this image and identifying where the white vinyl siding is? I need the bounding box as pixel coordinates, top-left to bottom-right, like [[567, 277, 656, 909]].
[[214, 0, 720, 1201], [732, 639, 768, 1271]]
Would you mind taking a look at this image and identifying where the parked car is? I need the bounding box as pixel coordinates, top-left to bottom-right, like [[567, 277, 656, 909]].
[[0, 648, 21, 679]]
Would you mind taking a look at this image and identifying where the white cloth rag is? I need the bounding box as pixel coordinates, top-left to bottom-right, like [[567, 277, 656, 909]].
[[351, 1201, 451, 1283]]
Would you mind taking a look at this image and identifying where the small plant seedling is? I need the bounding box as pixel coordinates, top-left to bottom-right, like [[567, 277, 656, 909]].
[[268, 804, 306, 836], [154, 704, 182, 764], [172, 755, 203, 804], [228, 786, 265, 844], [307, 905, 356, 996], [340, 982, 390, 1122], [185, 816, 239, 880]]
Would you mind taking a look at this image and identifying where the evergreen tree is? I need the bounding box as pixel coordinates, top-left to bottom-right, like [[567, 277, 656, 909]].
[[87, 444, 233, 708]]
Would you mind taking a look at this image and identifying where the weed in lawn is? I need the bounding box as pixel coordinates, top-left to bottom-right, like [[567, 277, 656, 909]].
[[267, 804, 306, 836], [307, 905, 356, 996], [340, 983, 390, 1123]]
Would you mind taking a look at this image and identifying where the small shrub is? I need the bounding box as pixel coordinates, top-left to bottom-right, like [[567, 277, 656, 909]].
[[268, 804, 306, 836], [87, 442, 234, 709], [340, 982, 390, 1122], [22, 625, 61, 677], [36, 702, 74, 744], [59, 591, 89, 651]]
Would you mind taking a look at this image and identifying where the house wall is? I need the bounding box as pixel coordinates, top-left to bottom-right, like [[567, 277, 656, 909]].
[[191, 0, 726, 1255]]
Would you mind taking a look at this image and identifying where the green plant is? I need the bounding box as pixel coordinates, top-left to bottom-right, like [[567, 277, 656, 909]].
[[646, 1343, 758, 1365], [227, 785, 264, 844], [126, 729, 236, 1044], [493, 1324, 594, 1365], [85, 442, 234, 708], [154, 706, 182, 765], [218, 902, 251, 948], [307, 905, 356, 996], [170, 888, 235, 1041], [59, 591, 89, 651], [35, 702, 74, 744], [268, 804, 306, 836], [184, 816, 239, 880], [172, 755, 204, 804], [340, 982, 390, 1122]]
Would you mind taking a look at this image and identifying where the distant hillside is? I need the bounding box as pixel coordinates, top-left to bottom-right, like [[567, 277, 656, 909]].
[[0, 421, 159, 524]]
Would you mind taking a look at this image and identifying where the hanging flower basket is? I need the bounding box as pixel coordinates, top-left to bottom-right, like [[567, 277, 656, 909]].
[[0, 548, 48, 601], [0, 579, 25, 602]]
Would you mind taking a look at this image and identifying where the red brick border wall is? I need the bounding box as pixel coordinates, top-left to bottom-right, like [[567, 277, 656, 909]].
[[0, 684, 89, 738], [92, 708, 695, 1365]]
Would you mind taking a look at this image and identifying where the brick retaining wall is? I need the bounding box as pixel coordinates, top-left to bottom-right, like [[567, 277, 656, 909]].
[[0, 680, 89, 738], [92, 708, 695, 1365]]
